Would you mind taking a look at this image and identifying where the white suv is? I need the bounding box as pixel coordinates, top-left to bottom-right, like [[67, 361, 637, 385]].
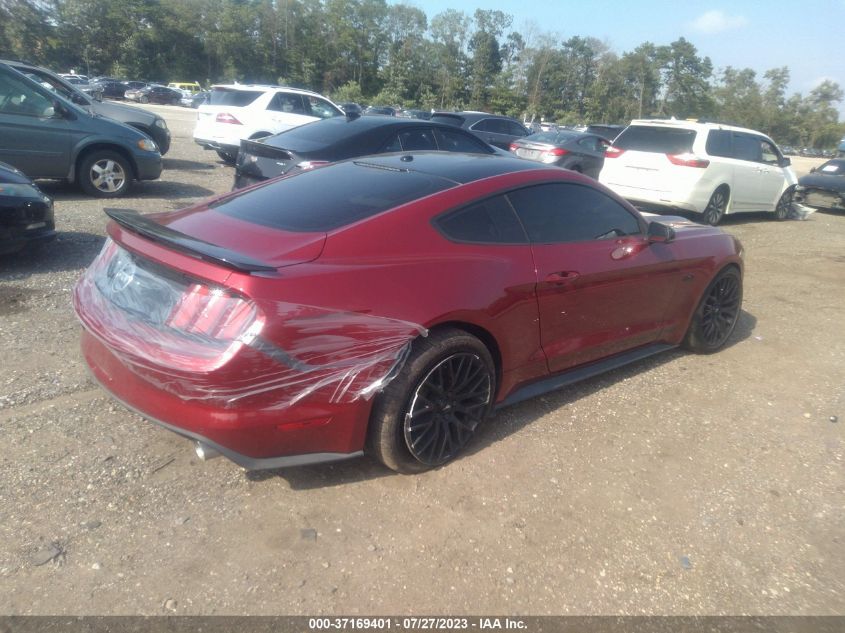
[[193, 84, 344, 163], [599, 119, 797, 225]]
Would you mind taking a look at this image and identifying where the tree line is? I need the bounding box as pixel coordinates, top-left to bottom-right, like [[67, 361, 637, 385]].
[[2, 0, 842, 147]]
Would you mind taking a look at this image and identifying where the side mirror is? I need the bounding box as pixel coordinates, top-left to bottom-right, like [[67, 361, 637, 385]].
[[780, 157, 791, 167], [71, 93, 89, 106], [810, 166, 817, 173], [647, 221, 675, 244]]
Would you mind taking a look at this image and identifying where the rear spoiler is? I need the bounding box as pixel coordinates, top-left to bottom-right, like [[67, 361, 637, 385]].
[[105, 208, 278, 274]]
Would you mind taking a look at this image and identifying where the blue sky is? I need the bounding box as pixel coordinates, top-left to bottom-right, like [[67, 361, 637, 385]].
[[397, 0, 844, 109]]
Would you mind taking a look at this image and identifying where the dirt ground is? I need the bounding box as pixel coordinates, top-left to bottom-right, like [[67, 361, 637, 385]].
[[0, 107, 842, 616]]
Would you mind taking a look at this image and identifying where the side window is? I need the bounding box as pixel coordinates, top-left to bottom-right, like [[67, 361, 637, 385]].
[[435, 195, 527, 244], [268, 92, 306, 114], [381, 135, 402, 152], [760, 139, 780, 165], [398, 128, 437, 150], [306, 96, 342, 119], [472, 118, 506, 134], [504, 120, 529, 137], [433, 127, 492, 153], [732, 133, 762, 162], [507, 183, 641, 243], [0, 70, 54, 118], [705, 130, 732, 158]]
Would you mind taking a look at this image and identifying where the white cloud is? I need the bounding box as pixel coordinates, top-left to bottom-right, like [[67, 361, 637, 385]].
[[689, 10, 749, 34]]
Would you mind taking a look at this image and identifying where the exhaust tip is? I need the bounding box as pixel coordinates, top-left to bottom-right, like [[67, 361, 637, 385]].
[[195, 441, 220, 461]]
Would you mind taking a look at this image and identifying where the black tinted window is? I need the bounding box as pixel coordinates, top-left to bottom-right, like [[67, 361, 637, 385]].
[[732, 133, 761, 162], [473, 118, 507, 134], [436, 196, 526, 243], [706, 130, 732, 158], [399, 128, 437, 150], [614, 126, 696, 154], [507, 183, 641, 243], [504, 120, 529, 136], [209, 88, 263, 107], [433, 128, 492, 153], [212, 161, 456, 232]]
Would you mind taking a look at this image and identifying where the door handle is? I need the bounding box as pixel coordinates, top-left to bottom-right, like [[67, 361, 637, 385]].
[[544, 271, 580, 284]]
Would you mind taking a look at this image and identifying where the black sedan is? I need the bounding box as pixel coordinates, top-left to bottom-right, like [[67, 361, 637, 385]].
[[233, 115, 499, 189], [126, 85, 183, 105], [794, 158, 845, 212], [0, 161, 55, 255], [91, 79, 129, 99], [508, 129, 610, 179]]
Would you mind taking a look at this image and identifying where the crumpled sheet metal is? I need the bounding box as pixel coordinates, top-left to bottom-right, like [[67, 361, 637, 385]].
[[74, 239, 427, 408]]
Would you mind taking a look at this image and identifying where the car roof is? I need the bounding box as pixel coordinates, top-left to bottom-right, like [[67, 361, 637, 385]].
[[210, 83, 326, 98], [348, 151, 546, 184], [627, 118, 771, 138]]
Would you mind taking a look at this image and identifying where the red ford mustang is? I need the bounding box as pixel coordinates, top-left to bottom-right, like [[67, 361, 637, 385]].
[[73, 152, 743, 473]]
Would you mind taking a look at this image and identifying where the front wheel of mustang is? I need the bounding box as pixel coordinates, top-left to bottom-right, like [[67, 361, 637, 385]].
[[367, 328, 495, 474], [683, 267, 743, 353]]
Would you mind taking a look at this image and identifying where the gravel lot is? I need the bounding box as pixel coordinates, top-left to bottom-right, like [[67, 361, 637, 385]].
[[0, 105, 843, 616]]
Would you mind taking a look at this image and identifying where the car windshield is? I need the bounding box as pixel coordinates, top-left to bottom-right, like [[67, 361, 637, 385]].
[[209, 88, 263, 107], [210, 160, 457, 232], [613, 125, 696, 154], [817, 159, 845, 175]]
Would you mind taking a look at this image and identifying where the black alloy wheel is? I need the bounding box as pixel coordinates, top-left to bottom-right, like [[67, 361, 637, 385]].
[[684, 267, 743, 353], [367, 328, 495, 473], [774, 187, 794, 220], [702, 188, 728, 226], [403, 352, 492, 466]]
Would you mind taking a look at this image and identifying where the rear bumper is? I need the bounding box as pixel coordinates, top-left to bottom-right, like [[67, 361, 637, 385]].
[[81, 330, 373, 469]]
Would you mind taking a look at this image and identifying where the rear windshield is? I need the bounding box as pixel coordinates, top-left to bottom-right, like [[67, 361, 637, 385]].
[[528, 130, 578, 144], [211, 160, 456, 232], [263, 118, 361, 151], [613, 125, 696, 154], [209, 87, 263, 107]]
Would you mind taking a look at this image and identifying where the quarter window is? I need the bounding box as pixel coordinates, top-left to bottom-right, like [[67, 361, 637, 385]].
[[436, 196, 527, 244], [433, 127, 492, 153], [398, 128, 437, 150], [507, 183, 641, 243]]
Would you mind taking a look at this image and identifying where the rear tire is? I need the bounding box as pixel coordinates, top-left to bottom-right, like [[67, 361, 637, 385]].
[[367, 328, 495, 474], [683, 267, 743, 353], [702, 187, 729, 226]]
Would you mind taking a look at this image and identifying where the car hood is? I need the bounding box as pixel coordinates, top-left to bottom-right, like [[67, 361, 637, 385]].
[[91, 99, 157, 125], [798, 173, 845, 192]]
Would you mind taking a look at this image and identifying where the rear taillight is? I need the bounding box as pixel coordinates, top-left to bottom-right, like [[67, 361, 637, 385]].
[[666, 153, 710, 168], [216, 112, 242, 125], [295, 160, 330, 170], [167, 283, 258, 342], [508, 143, 518, 152], [544, 148, 569, 157], [605, 146, 625, 158]]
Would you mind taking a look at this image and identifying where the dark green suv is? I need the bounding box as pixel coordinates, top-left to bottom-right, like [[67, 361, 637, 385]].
[[0, 62, 162, 197]]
